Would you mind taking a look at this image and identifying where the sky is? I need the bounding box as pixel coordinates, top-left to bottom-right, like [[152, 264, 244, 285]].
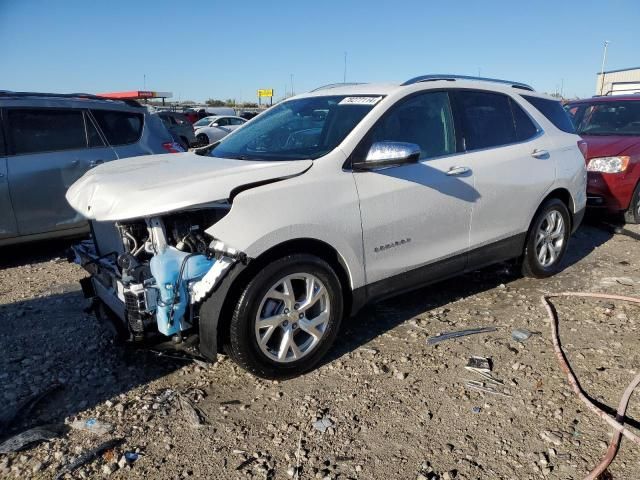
[[1, 0, 639, 103]]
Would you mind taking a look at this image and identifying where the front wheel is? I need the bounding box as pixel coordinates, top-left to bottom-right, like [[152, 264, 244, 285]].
[[522, 198, 571, 278], [226, 254, 343, 379], [623, 182, 640, 224]]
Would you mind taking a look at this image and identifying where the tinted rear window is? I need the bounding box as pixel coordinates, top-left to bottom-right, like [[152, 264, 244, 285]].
[[522, 95, 575, 133], [8, 109, 86, 155], [510, 99, 538, 141], [456, 91, 516, 150], [91, 110, 143, 145]]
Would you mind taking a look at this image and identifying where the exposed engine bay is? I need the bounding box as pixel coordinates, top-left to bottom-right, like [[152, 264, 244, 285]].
[[72, 206, 247, 342]]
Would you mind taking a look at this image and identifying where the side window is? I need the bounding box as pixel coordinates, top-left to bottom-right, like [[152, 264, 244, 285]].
[[216, 117, 230, 127], [0, 115, 5, 156], [522, 95, 575, 133], [229, 118, 244, 126], [510, 99, 538, 141], [455, 91, 516, 150], [367, 91, 456, 160], [91, 110, 144, 146], [84, 113, 105, 148], [8, 109, 86, 155]]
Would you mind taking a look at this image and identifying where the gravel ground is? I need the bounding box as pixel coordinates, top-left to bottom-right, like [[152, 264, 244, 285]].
[[0, 221, 639, 480]]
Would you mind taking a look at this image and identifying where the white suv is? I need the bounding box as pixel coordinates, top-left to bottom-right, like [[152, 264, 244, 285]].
[[67, 75, 587, 378]]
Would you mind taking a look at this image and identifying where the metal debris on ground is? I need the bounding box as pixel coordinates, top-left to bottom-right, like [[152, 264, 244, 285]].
[[0, 426, 60, 453], [466, 356, 491, 372], [178, 394, 206, 427], [312, 416, 334, 433], [427, 326, 497, 345], [511, 328, 534, 342], [464, 380, 512, 397], [54, 438, 124, 480], [464, 358, 510, 397]]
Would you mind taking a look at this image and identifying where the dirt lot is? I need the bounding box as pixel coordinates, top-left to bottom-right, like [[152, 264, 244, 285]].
[[0, 220, 639, 480]]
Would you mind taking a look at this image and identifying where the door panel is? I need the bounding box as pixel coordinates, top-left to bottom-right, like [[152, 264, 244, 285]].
[[451, 90, 555, 250], [354, 159, 476, 285], [6, 108, 118, 235], [353, 91, 475, 287], [0, 157, 17, 239], [465, 140, 554, 249]]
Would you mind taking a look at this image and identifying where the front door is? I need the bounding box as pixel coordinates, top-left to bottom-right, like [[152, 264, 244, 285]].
[[352, 91, 476, 296], [6, 108, 117, 235]]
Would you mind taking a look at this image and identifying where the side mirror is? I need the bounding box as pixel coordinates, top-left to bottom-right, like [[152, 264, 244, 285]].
[[353, 141, 421, 171], [211, 123, 219, 127]]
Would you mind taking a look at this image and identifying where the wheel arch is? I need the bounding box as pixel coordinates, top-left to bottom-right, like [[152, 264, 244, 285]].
[[209, 238, 353, 356]]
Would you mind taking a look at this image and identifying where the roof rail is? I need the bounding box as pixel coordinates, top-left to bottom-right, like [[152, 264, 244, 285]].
[[310, 82, 365, 92], [401, 74, 534, 91], [0, 90, 143, 107]]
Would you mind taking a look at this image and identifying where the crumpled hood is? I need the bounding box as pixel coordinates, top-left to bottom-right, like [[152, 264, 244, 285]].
[[581, 134, 640, 159], [66, 152, 312, 221]]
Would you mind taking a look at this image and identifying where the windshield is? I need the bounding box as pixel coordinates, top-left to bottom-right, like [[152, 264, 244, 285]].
[[194, 117, 215, 127], [210, 95, 379, 160], [567, 101, 640, 136]]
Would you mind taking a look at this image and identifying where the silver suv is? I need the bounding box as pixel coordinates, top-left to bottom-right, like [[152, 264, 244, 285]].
[[67, 75, 586, 378], [0, 91, 180, 247]]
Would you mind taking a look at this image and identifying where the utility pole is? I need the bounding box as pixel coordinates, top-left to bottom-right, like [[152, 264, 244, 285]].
[[599, 40, 610, 95], [290, 74, 294, 97], [344, 52, 347, 83], [143, 74, 146, 90]]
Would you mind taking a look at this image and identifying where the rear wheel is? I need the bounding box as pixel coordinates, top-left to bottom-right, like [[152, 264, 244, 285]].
[[226, 254, 343, 379], [196, 133, 209, 146], [522, 198, 571, 278], [623, 182, 640, 224]]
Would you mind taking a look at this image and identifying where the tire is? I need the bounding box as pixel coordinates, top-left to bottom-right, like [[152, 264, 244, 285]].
[[521, 198, 571, 279], [226, 254, 343, 379], [179, 136, 190, 150], [196, 133, 209, 146], [623, 182, 640, 224]]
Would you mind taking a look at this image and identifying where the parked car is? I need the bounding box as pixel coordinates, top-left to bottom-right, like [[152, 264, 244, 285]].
[[565, 95, 640, 223], [155, 111, 196, 150], [66, 75, 586, 378], [0, 91, 182, 247], [183, 108, 199, 124], [193, 115, 247, 145]]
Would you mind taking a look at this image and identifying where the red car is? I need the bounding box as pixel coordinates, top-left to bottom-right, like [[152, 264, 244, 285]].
[[565, 96, 640, 223]]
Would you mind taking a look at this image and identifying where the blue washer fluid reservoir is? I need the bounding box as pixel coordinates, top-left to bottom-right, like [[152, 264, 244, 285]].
[[149, 247, 215, 336]]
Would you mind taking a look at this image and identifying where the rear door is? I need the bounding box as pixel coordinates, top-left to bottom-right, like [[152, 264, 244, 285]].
[[6, 107, 117, 235], [0, 111, 18, 239], [452, 90, 555, 263]]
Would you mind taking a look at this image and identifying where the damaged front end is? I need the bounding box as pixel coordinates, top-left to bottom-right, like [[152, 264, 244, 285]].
[[72, 206, 247, 345]]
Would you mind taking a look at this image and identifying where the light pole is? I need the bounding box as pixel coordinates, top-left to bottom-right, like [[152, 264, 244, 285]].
[[599, 40, 610, 95], [290, 74, 294, 97], [344, 52, 347, 83]]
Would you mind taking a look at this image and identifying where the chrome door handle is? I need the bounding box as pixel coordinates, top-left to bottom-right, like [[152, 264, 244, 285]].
[[446, 166, 470, 176], [0, 173, 4, 178], [531, 149, 549, 159], [89, 159, 104, 168]]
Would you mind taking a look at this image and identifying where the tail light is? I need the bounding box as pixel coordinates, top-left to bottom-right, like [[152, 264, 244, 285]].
[[577, 140, 588, 160], [162, 141, 185, 153]]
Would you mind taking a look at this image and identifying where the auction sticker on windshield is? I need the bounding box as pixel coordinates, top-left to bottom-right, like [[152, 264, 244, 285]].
[[339, 96, 383, 106]]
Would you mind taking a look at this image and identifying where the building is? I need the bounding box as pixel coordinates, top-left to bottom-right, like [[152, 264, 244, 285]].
[[596, 67, 640, 96]]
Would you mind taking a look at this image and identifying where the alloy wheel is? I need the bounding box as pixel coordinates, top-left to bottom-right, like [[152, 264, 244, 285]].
[[254, 273, 330, 363], [535, 210, 565, 268]]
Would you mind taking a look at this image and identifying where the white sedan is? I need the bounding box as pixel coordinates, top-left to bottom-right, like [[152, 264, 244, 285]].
[[193, 116, 247, 145]]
